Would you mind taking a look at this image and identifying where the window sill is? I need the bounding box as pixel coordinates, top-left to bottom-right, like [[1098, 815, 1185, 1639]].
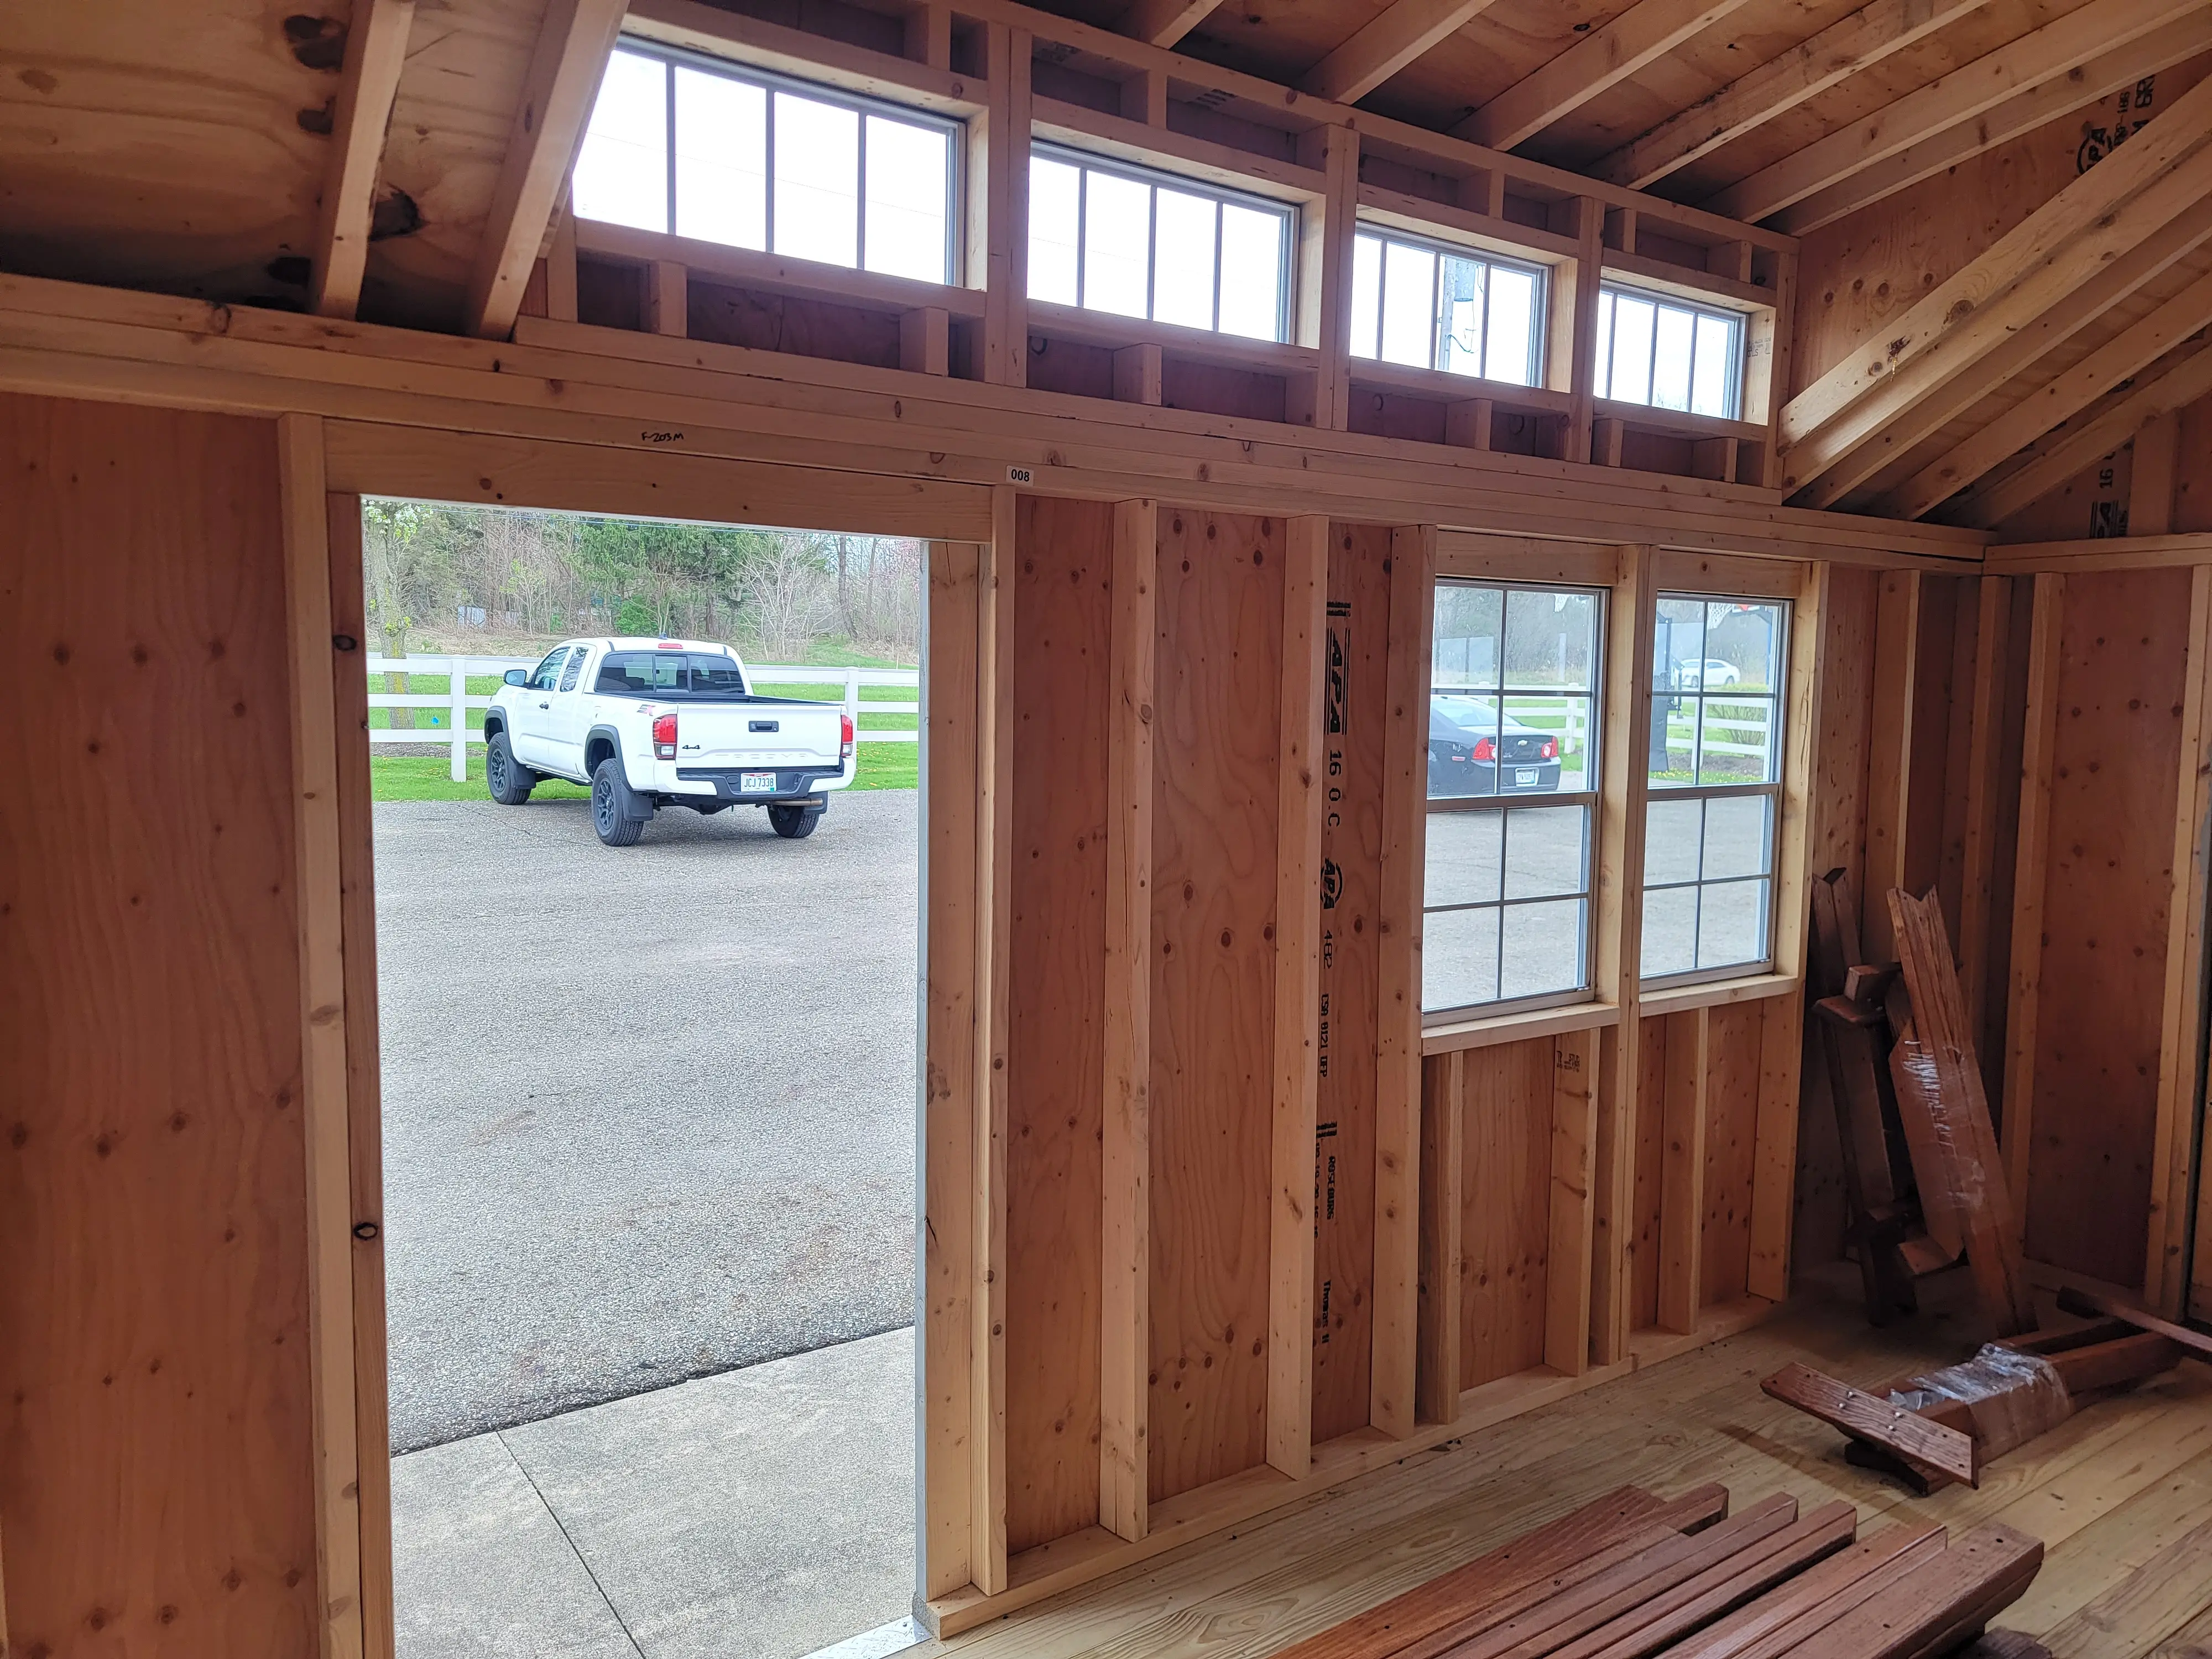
[[574, 220, 987, 320], [1423, 999, 1620, 1056], [1025, 300, 1318, 374], [1348, 357, 1572, 414], [1636, 971, 1798, 1019], [1591, 398, 1766, 444]]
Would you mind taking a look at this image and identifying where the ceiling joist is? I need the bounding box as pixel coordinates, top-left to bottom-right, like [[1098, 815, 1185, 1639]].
[[1115, 0, 1222, 49], [1957, 337, 2212, 529], [1882, 268, 2212, 520], [1591, 0, 1996, 190], [462, 0, 630, 341], [1455, 0, 1761, 153], [1705, 0, 2205, 223], [1302, 0, 1506, 106], [1778, 70, 2212, 503], [307, 0, 416, 320]]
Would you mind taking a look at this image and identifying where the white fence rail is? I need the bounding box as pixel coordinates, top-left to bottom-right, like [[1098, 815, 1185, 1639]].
[[364, 655, 920, 781]]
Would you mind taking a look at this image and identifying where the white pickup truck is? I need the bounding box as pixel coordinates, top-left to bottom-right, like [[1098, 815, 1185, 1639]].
[[483, 638, 855, 846]]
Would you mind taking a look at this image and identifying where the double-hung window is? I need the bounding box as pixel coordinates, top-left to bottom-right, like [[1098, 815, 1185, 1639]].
[[1640, 594, 1788, 983], [1026, 145, 1292, 342], [573, 44, 961, 284], [1423, 581, 1604, 1019], [1594, 285, 1744, 419], [1349, 228, 1544, 387]]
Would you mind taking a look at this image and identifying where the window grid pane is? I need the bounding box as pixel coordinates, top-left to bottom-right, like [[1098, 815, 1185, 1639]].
[[577, 45, 958, 281], [1640, 589, 1788, 985], [1352, 227, 1545, 388], [1599, 283, 1745, 420], [1423, 578, 1605, 1019]]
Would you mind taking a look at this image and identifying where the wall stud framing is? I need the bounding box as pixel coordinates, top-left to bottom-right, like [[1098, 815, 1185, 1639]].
[[2148, 565, 2212, 1314], [971, 488, 1019, 1595], [1657, 1006, 1712, 1336], [2002, 573, 2064, 1245], [1545, 1029, 1598, 1375], [1862, 568, 1922, 960], [1373, 524, 1436, 1439], [1592, 545, 1657, 1366], [1269, 517, 1331, 1475], [1957, 576, 2012, 1038], [278, 414, 365, 1659], [1100, 499, 1157, 1541], [924, 536, 984, 1599], [1417, 1051, 1466, 1423]]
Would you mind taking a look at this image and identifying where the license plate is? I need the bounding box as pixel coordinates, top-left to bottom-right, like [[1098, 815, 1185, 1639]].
[[740, 771, 777, 794], [1515, 768, 1538, 786]]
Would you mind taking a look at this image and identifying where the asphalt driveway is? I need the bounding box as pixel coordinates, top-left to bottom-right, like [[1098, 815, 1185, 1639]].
[[373, 788, 919, 1453]]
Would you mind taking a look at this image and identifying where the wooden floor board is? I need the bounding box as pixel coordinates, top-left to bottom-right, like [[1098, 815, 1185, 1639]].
[[926, 1292, 2212, 1659]]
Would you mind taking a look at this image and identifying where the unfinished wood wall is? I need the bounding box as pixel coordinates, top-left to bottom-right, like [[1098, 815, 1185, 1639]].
[[0, 390, 320, 1655]]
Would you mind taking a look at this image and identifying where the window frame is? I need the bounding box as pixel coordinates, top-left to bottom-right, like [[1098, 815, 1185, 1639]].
[[1422, 577, 1608, 1026], [1594, 281, 1747, 421], [1026, 140, 1297, 344], [1638, 591, 1792, 992], [1349, 222, 1549, 389], [576, 38, 966, 286]]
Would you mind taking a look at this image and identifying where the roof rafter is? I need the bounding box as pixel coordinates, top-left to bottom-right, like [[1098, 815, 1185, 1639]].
[[1954, 336, 2212, 529], [1115, 0, 1222, 49], [1768, 9, 2212, 236], [308, 0, 416, 320], [1704, 0, 2205, 223], [462, 0, 630, 341], [1881, 268, 2212, 520], [1590, 0, 1996, 190], [1455, 0, 1762, 153], [1777, 71, 2212, 503], [1302, 0, 1507, 105]]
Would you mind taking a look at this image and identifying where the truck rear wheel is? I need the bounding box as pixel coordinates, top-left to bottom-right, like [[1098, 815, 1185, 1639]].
[[592, 759, 648, 847], [486, 730, 536, 805], [768, 802, 822, 839]]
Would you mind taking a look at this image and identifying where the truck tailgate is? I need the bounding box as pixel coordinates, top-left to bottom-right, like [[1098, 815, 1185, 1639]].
[[663, 700, 843, 767]]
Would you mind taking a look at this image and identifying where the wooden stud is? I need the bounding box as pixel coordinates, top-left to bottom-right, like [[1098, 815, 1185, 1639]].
[[1562, 200, 1605, 463], [906, 1, 953, 69], [1446, 398, 1494, 451], [971, 489, 1018, 1596], [1373, 524, 1435, 1439], [922, 538, 982, 1599], [902, 306, 952, 377], [975, 24, 1032, 385], [2002, 574, 2063, 1244], [1957, 578, 2011, 1039], [1113, 343, 1164, 406], [1747, 993, 1802, 1303], [1657, 1008, 1710, 1335], [1546, 1029, 1598, 1375], [544, 210, 579, 324], [2135, 413, 2183, 539], [1100, 499, 1156, 1541], [1269, 516, 1330, 1476], [278, 415, 364, 1659], [2147, 565, 2212, 1314], [309, 0, 416, 320], [1592, 418, 1625, 468], [326, 494, 395, 1659], [1117, 65, 1167, 125], [1861, 571, 1920, 961], [1592, 545, 1657, 1366], [462, 0, 629, 339], [1417, 1051, 1466, 1422], [644, 260, 688, 338], [1292, 126, 1359, 433], [1691, 437, 1737, 482], [0, 1513, 8, 1659]]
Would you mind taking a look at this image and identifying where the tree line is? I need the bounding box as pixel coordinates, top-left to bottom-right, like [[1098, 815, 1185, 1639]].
[[362, 499, 923, 661]]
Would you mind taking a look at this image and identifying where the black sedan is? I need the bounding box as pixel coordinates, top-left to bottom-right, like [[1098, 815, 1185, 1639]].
[[1430, 694, 1563, 796]]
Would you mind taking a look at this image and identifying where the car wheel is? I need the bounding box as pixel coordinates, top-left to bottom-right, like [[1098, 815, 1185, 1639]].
[[486, 730, 535, 805], [592, 760, 647, 847], [768, 802, 822, 839]]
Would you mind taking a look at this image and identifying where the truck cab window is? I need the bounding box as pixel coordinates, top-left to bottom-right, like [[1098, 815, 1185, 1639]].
[[557, 649, 587, 692], [529, 647, 569, 690]]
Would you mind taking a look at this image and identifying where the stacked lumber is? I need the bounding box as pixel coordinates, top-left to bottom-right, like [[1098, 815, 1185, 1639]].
[[1803, 876, 2035, 1337], [1281, 1484, 2044, 1659]]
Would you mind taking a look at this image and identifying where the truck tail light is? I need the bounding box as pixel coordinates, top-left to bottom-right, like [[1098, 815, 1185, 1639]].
[[840, 712, 855, 760], [653, 712, 677, 759], [1473, 735, 1496, 762]]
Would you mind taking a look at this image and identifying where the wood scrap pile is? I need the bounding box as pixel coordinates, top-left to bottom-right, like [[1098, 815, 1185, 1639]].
[[1765, 1289, 2212, 1493], [1806, 878, 2036, 1336], [1280, 1483, 2046, 1659]]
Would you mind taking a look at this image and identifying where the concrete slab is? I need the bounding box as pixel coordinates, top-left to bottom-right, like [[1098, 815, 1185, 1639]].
[[499, 1328, 917, 1659], [392, 1431, 641, 1659]]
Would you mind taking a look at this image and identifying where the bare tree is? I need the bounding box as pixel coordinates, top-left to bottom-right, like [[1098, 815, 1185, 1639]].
[[738, 533, 834, 659]]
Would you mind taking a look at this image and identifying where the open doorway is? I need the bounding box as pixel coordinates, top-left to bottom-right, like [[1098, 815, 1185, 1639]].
[[352, 498, 928, 1659]]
